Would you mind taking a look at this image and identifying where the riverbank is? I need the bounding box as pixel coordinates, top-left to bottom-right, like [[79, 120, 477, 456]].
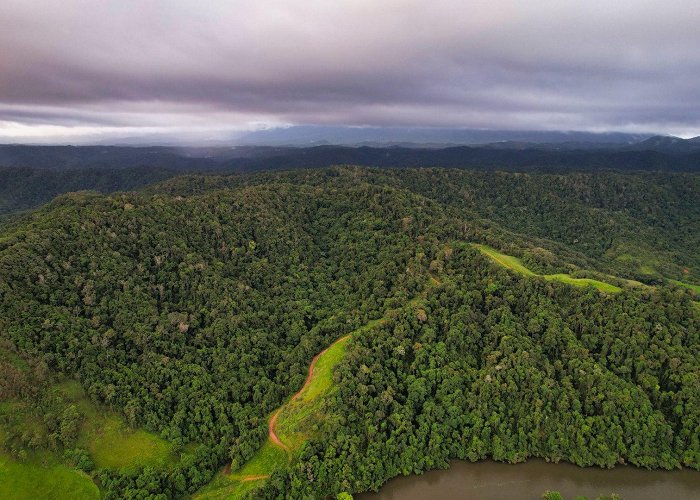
[[358, 459, 700, 500]]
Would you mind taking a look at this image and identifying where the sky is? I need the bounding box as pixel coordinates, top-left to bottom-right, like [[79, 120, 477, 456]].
[[1, 0, 699, 144]]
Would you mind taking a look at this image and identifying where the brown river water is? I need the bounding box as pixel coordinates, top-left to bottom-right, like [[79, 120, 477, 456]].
[[357, 459, 700, 499]]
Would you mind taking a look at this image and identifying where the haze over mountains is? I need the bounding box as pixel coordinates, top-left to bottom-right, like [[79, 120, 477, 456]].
[[2, 130, 699, 219], [2, 128, 700, 173], [236, 126, 656, 147]]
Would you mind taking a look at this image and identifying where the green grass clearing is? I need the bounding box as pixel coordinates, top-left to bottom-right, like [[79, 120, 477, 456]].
[[195, 474, 263, 500], [81, 415, 174, 470], [474, 243, 622, 293], [670, 279, 700, 294], [473, 244, 536, 276], [276, 336, 350, 450], [194, 440, 285, 499], [0, 451, 99, 500], [54, 380, 176, 470], [544, 274, 622, 293], [295, 336, 349, 404], [232, 440, 287, 480]]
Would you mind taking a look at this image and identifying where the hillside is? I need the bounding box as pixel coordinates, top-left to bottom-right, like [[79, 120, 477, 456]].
[[1, 167, 699, 498], [152, 167, 700, 284], [0, 166, 177, 217], [2, 142, 700, 218]]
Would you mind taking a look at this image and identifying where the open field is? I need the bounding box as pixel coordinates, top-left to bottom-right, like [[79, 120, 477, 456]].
[[474, 244, 622, 293], [55, 380, 176, 470], [1, 350, 177, 498], [0, 451, 99, 500]]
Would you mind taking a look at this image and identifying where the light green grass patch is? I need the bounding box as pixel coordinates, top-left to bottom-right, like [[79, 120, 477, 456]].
[[298, 337, 349, 403], [474, 243, 621, 293], [55, 380, 175, 470], [195, 441, 284, 500], [276, 336, 350, 449], [195, 474, 262, 500], [81, 415, 174, 470], [232, 440, 287, 479], [544, 274, 622, 293], [670, 279, 700, 294], [0, 451, 99, 500], [473, 244, 536, 276]]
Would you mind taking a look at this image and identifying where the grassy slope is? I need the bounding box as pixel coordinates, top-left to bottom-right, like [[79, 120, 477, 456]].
[[196, 441, 288, 500], [543, 274, 622, 293], [196, 278, 436, 500], [196, 476, 261, 500], [233, 441, 288, 480], [473, 244, 536, 276], [474, 244, 622, 293], [0, 451, 100, 500], [195, 337, 353, 499], [670, 279, 700, 294], [1, 345, 177, 498], [55, 381, 175, 470], [275, 336, 351, 450]]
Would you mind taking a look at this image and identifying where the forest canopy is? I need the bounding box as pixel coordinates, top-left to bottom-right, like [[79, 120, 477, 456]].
[[1, 166, 698, 498]]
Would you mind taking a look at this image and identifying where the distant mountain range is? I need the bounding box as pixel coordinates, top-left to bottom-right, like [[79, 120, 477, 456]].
[[237, 126, 656, 147], [627, 134, 700, 153], [1, 135, 699, 218], [1, 133, 700, 174]]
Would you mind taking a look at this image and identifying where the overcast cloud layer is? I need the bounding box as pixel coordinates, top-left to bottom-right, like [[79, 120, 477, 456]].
[[1, 0, 699, 143]]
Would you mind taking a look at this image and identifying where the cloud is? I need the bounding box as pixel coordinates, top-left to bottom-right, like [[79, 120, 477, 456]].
[[1, 0, 699, 141]]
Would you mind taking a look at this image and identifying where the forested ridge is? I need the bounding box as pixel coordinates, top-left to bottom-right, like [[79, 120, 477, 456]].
[[152, 167, 700, 283], [3, 142, 700, 219], [258, 244, 699, 497], [0, 166, 178, 217], [0, 166, 698, 498]]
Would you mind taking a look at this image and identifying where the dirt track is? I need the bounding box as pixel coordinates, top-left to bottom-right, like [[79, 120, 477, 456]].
[[268, 334, 351, 451]]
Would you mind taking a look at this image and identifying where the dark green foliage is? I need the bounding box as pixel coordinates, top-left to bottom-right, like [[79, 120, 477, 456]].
[[64, 447, 95, 472], [259, 245, 699, 498], [0, 166, 177, 216], [1, 166, 698, 497], [153, 167, 700, 283], [1, 179, 448, 495]]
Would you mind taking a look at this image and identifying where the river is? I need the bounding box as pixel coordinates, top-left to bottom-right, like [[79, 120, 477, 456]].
[[358, 459, 700, 499]]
